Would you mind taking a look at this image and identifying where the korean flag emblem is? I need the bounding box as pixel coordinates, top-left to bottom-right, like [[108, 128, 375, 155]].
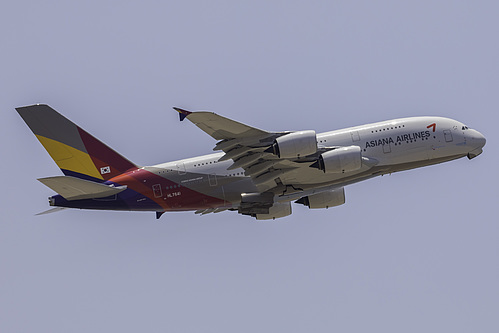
[[100, 166, 111, 175]]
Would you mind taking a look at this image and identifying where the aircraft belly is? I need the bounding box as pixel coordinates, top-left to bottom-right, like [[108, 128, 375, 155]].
[[50, 192, 159, 211], [179, 175, 257, 207], [277, 165, 364, 185], [375, 148, 429, 166], [269, 149, 466, 195], [146, 166, 262, 208]]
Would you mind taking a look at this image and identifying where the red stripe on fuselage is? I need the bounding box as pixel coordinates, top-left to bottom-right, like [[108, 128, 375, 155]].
[[110, 168, 226, 211]]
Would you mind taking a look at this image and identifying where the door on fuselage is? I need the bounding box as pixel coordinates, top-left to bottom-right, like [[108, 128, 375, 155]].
[[443, 129, 453, 142], [208, 173, 217, 186], [429, 128, 453, 160], [176, 163, 186, 175], [152, 184, 162, 198], [382, 143, 391, 153]]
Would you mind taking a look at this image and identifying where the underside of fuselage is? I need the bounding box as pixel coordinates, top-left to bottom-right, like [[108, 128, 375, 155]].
[[47, 152, 469, 213]]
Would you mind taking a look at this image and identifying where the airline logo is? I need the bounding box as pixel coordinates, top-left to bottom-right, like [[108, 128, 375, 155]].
[[365, 130, 431, 148]]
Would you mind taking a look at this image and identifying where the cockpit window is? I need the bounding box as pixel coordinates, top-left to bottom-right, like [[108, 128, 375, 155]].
[[462, 126, 469, 130]]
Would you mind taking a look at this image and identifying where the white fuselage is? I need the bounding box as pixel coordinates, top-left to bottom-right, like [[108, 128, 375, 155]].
[[144, 116, 485, 206]]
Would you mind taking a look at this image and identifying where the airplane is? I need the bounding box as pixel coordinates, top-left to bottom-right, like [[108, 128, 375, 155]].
[[16, 104, 486, 220]]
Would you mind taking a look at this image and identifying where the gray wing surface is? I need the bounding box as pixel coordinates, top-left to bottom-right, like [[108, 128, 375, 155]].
[[175, 108, 309, 192], [175, 109, 270, 140]]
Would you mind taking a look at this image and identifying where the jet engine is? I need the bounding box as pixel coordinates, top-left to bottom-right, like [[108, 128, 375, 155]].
[[266, 130, 317, 158], [295, 188, 345, 209], [310, 146, 362, 173]]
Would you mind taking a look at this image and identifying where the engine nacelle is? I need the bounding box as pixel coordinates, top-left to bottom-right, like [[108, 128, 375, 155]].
[[295, 188, 345, 209], [312, 146, 362, 173], [255, 202, 292, 220], [267, 130, 317, 158]]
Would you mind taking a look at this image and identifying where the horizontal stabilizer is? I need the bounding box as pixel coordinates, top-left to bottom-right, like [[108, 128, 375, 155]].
[[38, 176, 127, 201]]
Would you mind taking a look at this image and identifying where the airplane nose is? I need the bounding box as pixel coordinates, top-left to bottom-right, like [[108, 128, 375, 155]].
[[470, 130, 486, 149], [466, 129, 486, 159]]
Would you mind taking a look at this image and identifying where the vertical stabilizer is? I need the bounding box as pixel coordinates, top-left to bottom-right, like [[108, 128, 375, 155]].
[[17, 104, 138, 181]]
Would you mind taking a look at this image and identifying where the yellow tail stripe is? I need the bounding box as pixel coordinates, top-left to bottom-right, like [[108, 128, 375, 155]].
[[35, 135, 104, 180]]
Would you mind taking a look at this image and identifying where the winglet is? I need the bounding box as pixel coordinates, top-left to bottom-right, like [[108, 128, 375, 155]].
[[173, 107, 192, 121]]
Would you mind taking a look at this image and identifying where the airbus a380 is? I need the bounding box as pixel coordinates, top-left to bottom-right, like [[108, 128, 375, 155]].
[[17, 104, 486, 220]]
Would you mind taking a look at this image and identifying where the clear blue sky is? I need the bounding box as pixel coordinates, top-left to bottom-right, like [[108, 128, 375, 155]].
[[1, 1, 498, 332]]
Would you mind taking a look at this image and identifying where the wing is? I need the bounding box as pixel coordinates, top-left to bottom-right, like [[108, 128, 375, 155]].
[[175, 107, 322, 192], [174, 107, 272, 141]]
